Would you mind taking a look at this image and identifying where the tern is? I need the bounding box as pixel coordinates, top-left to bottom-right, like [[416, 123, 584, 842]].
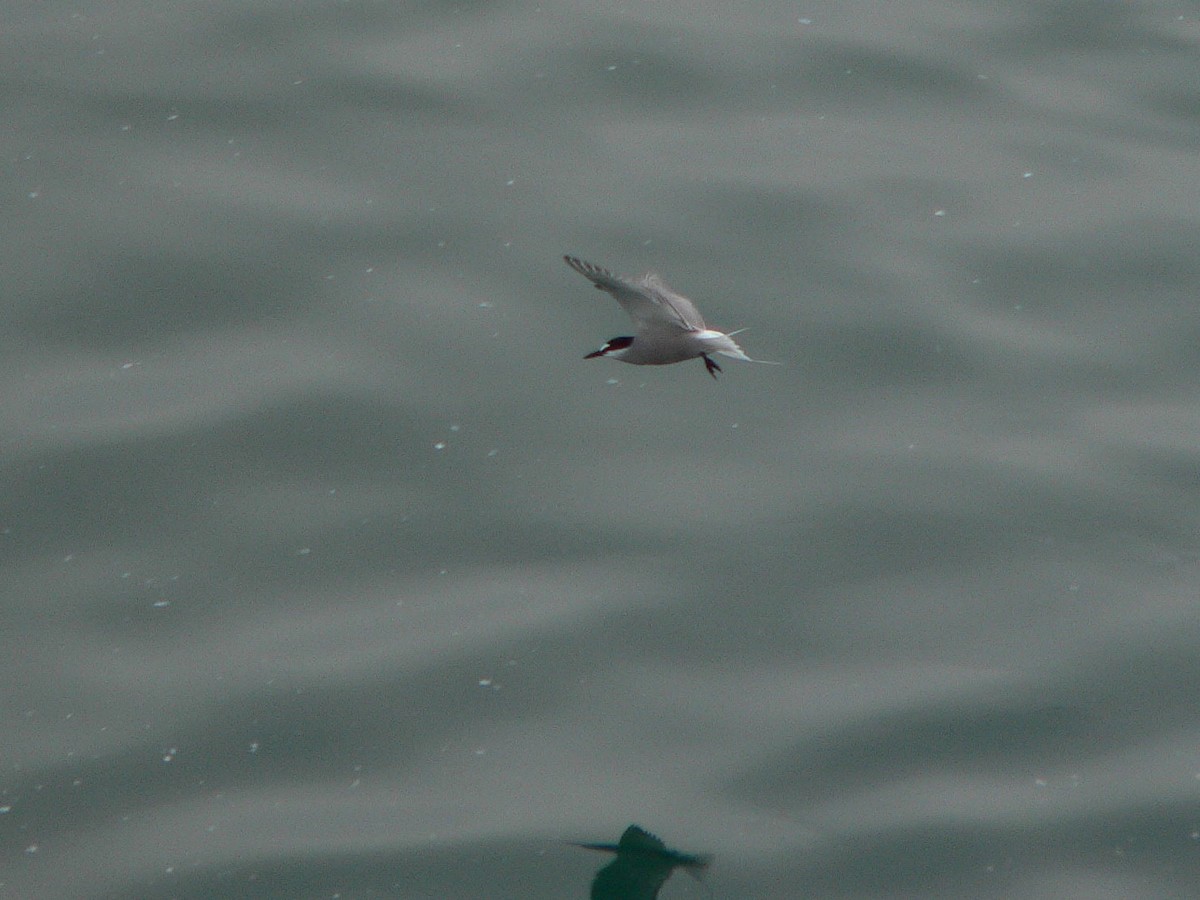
[[564, 255, 773, 378]]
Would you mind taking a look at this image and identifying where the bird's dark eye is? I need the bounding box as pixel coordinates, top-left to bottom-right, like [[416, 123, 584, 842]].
[[607, 336, 634, 349]]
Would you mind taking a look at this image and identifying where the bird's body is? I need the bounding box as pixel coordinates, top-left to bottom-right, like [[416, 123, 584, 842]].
[[564, 255, 769, 378]]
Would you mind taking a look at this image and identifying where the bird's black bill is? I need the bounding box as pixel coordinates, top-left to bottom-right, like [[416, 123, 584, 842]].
[[703, 354, 722, 378], [585, 336, 633, 360]]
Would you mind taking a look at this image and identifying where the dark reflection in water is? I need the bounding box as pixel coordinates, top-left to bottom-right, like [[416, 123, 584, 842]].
[[572, 825, 712, 899]]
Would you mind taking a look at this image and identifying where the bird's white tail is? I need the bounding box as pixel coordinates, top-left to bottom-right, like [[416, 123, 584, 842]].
[[713, 329, 780, 364]]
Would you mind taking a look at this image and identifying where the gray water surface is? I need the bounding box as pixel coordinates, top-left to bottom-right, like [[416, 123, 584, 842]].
[[4, 2, 1200, 898]]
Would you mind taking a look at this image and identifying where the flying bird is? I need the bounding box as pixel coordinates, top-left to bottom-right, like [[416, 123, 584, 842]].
[[564, 255, 773, 378], [572, 824, 712, 900]]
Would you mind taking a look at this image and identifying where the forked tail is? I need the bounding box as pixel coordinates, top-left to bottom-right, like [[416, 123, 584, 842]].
[[716, 329, 781, 364]]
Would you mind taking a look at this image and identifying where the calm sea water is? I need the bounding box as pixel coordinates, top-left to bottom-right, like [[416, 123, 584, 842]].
[[4, 2, 1200, 898]]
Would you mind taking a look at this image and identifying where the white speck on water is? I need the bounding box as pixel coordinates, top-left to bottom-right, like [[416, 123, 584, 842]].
[[297, 547, 311, 556], [120, 362, 134, 370], [505, 179, 515, 186], [1023, 171, 1033, 178], [0, 805, 11, 814], [933, 209, 946, 217], [479, 301, 493, 308], [433, 442, 446, 450], [449, 424, 460, 432], [798, 17, 812, 24], [478, 678, 492, 687], [249, 742, 260, 754], [152, 600, 170, 608], [162, 747, 178, 763], [606, 378, 619, 385], [605, 65, 617, 71], [25, 844, 38, 854], [486, 449, 498, 458], [27, 190, 40, 199]]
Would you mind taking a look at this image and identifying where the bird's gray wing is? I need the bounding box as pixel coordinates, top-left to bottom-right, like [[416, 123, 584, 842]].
[[636, 272, 706, 331], [564, 256, 698, 333]]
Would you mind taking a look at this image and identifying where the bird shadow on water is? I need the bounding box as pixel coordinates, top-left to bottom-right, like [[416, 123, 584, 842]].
[[570, 825, 713, 900]]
